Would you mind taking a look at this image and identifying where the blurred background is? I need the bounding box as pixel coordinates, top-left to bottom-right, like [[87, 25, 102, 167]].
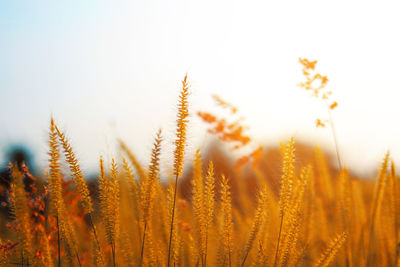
[[1, 0, 399, 176]]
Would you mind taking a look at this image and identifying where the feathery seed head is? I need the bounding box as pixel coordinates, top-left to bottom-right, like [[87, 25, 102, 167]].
[[48, 118, 63, 214], [174, 74, 190, 178], [314, 232, 347, 267], [54, 121, 93, 213], [279, 137, 296, 217], [148, 129, 162, 182], [9, 164, 33, 258], [98, 157, 120, 246], [219, 174, 233, 266], [141, 130, 162, 223]]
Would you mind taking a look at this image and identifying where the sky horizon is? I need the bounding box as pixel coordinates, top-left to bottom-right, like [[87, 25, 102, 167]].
[[1, 0, 400, 177]]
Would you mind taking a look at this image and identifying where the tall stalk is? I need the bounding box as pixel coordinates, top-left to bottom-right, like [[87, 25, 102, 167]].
[[167, 176, 179, 267], [168, 75, 189, 266], [57, 216, 61, 267], [273, 214, 284, 267], [328, 110, 343, 170], [139, 223, 147, 267]]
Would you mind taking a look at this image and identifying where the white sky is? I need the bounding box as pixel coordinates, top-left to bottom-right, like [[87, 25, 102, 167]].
[[1, 0, 400, 176]]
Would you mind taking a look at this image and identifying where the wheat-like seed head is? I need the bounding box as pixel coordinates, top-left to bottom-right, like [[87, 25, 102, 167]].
[[314, 232, 347, 267], [371, 152, 390, 223], [9, 164, 33, 259], [48, 118, 63, 214], [48, 118, 79, 264], [279, 137, 295, 217], [218, 174, 233, 266], [278, 165, 310, 267], [142, 130, 162, 224], [98, 157, 120, 246], [121, 156, 140, 219], [241, 186, 268, 266], [204, 161, 215, 248], [57, 206, 79, 265], [174, 74, 189, 178], [55, 123, 93, 213], [92, 231, 105, 267], [192, 149, 205, 257]]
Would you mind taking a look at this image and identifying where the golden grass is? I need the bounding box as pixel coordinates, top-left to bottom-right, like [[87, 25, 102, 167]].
[[0, 69, 399, 267]]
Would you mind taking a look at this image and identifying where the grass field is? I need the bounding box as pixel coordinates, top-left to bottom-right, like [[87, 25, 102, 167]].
[[0, 60, 398, 267]]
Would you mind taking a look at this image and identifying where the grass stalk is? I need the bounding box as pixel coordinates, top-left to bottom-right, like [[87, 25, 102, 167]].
[[111, 241, 116, 267], [167, 175, 179, 267], [204, 234, 208, 267], [273, 214, 284, 267], [88, 213, 100, 252], [75, 252, 82, 267], [328, 110, 343, 170], [57, 216, 61, 267], [139, 222, 147, 267]]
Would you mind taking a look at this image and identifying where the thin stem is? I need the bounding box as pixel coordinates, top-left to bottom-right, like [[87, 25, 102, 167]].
[[75, 252, 82, 267], [273, 214, 284, 267], [328, 110, 343, 170], [228, 241, 232, 267], [88, 213, 100, 250], [137, 218, 142, 247], [139, 222, 147, 267], [7, 262, 31, 266], [366, 218, 377, 267], [57, 216, 61, 267], [167, 176, 179, 267], [340, 207, 350, 267], [111, 242, 116, 267], [241, 247, 250, 267]]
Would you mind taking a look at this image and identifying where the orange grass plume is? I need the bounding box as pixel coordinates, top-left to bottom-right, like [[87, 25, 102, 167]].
[[174, 74, 190, 179]]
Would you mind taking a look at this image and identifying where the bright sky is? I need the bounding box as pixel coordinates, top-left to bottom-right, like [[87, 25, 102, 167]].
[[1, 0, 400, 176]]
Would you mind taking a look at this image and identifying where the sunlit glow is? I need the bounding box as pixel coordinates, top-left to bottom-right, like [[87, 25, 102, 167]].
[[1, 0, 400, 175]]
